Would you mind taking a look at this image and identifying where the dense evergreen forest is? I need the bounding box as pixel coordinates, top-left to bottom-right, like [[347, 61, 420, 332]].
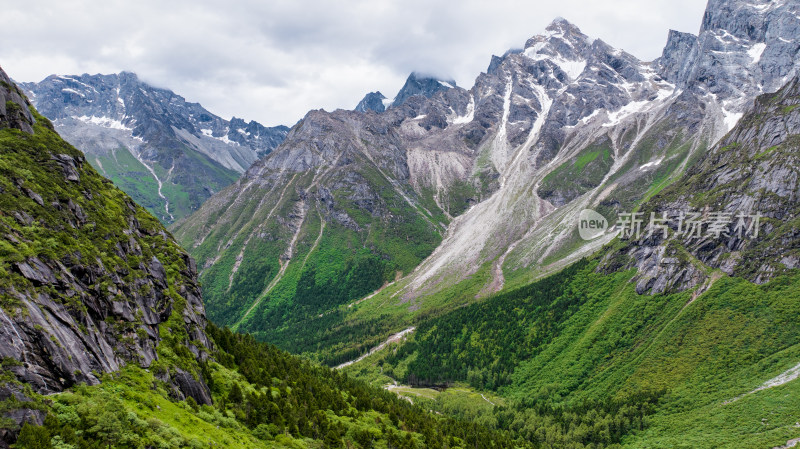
[[370, 259, 665, 449], [206, 324, 524, 448], [392, 260, 590, 390]]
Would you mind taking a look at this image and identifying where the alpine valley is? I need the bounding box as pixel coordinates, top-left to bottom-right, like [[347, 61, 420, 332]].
[[0, 67, 517, 449], [2, 0, 800, 448]]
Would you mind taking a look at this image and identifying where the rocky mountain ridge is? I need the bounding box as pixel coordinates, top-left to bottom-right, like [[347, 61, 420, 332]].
[[354, 72, 459, 113], [395, 0, 800, 302], [0, 72, 35, 134], [389, 72, 458, 108]]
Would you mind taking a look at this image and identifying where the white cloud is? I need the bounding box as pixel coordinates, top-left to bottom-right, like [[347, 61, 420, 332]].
[[0, 0, 706, 126]]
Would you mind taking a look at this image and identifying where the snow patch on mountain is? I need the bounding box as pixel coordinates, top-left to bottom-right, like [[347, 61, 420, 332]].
[[451, 96, 475, 125], [640, 158, 664, 170], [61, 88, 85, 97], [524, 47, 587, 81], [748, 42, 767, 63], [57, 75, 98, 93], [201, 128, 239, 146], [604, 84, 675, 127], [76, 115, 133, 131], [722, 109, 744, 130]]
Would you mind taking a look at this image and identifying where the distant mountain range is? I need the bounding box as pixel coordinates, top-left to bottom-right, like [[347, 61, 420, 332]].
[[172, 0, 800, 365], [21, 72, 289, 223]]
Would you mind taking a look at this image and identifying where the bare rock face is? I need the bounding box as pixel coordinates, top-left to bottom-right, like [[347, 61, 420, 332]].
[[657, 30, 699, 85], [0, 67, 214, 441], [390, 72, 457, 108], [608, 74, 800, 294], [171, 368, 213, 405], [658, 0, 800, 111], [0, 384, 46, 448]]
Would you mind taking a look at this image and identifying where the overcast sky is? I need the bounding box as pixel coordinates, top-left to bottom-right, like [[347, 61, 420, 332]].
[[1, 0, 707, 126]]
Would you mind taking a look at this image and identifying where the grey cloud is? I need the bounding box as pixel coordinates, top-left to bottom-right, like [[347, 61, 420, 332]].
[[1, 0, 706, 126]]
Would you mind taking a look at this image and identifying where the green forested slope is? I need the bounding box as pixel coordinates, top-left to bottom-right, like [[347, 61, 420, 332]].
[[9, 323, 526, 449], [90, 143, 240, 224], [362, 258, 800, 448]]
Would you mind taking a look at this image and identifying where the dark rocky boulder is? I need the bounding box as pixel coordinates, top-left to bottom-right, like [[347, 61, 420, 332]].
[[0, 70, 34, 134]]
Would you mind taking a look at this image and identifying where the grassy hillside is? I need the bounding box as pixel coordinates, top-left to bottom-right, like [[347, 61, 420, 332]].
[[353, 256, 800, 448]]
